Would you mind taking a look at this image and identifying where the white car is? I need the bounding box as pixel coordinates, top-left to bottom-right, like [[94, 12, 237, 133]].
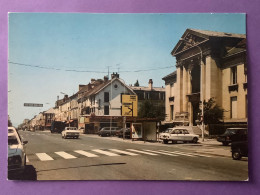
[[8, 127, 28, 176], [62, 127, 80, 139], [159, 127, 199, 144]]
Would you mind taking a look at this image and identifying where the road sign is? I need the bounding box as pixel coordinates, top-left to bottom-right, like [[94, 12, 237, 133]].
[[24, 103, 43, 107], [122, 95, 138, 117]]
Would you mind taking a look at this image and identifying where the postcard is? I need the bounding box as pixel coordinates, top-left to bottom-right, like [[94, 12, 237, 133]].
[[8, 13, 248, 181]]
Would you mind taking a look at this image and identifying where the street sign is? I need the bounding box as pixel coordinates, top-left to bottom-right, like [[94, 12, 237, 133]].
[[24, 103, 43, 107], [122, 95, 138, 117]]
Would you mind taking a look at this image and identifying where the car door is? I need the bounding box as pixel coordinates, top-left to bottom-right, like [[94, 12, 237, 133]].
[[182, 129, 191, 141], [170, 129, 182, 141]]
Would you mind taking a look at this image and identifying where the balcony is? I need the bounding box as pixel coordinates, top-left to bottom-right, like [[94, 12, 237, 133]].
[[228, 84, 238, 92]]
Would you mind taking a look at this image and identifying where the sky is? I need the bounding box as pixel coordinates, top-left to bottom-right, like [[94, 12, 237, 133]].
[[8, 13, 246, 126]]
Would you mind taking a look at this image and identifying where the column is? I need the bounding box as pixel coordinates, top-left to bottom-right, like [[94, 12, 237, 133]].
[[175, 66, 183, 113], [182, 67, 188, 112]]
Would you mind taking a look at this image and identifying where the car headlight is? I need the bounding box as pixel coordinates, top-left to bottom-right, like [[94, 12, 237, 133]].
[[8, 155, 22, 165]]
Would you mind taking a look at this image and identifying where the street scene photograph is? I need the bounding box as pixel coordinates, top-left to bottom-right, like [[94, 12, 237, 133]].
[[8, 13, 248, 181]]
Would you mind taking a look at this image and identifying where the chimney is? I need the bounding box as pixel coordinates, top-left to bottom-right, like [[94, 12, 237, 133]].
[[148, 79, 153, 90], [79, 84, 86, 91], [111, 72, 119, 79], [104, 76, 108, 82], [91, 78, 96, 84]]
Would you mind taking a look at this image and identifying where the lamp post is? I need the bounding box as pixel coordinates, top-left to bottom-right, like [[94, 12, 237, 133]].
[[180, 38, 205, 141]]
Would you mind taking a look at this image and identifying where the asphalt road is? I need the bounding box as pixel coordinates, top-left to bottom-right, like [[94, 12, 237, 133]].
[[16, 130, 248, 181]]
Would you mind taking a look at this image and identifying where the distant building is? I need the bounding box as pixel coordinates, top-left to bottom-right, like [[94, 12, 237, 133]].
[[130, 79, 165, 115], [78, 73, 136, 134]]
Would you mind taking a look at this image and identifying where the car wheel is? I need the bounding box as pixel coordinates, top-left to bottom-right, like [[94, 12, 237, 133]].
[[232, 151, 242, 160], [163, 140, 168, 144], [222, 142, 229, 146], [192, 137, 198, 143]]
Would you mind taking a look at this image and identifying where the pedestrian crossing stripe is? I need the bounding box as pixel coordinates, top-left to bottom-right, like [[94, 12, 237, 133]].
[[36, 153, 54, 161], [55, 151, 77, 159], [74, 150, 99, 157], [144, 150, 179, 156], [27, 149, 215, 162]]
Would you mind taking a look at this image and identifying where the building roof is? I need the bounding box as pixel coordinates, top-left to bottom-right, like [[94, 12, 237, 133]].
[[172, 29, 246, 56], [130, 86, 165, 92], [162, 71, 177, 80], [188, 29, 246, 39]]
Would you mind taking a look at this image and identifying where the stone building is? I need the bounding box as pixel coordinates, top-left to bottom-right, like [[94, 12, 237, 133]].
[[164, 29, 247, 127]]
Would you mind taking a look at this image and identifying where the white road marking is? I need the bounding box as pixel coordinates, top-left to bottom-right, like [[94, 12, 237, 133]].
[[159, 150, 196, 157], [36, 153, 54, 161], [109, 149, 139, 156], [92, 149, 120, 156], [55, 151, 77, 159], [144, 150, 178, 156], [174, 151, 211, 157], [160, 150, 211, 157], [126, 149, 158, 156], [74, 150, 99, 157], [26, 156, 29, 163]]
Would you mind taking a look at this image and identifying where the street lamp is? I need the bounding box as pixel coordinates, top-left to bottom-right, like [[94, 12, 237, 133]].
[[180, 38, 205, 142]]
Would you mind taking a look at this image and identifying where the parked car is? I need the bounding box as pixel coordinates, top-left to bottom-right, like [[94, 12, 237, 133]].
[[217, 128, 247, 146], [8, 127, 28, 177], [51, 121, 66, 133], [231, 140, 248, 160], [159, 127, 199, 144], [98, 127, 120, 137], [62, 127, 80, 139], [116, 128, 131, 138]]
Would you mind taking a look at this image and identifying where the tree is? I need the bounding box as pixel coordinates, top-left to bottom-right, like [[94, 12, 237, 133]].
[[138, 100, 165, 121], [134, 80, 140, 87], [198, 98, 225, 125]]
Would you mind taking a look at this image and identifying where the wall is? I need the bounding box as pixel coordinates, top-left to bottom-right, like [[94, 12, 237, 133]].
[[222, 63, 247, 121]]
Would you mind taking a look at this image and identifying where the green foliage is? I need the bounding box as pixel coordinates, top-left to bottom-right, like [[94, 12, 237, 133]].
[[199, 98, 225, 125], [138, 100, 165, 121], [134, 80, 140, 87]]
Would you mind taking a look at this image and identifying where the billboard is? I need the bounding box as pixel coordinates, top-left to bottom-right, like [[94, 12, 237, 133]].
[[121, 95, 138, 117]]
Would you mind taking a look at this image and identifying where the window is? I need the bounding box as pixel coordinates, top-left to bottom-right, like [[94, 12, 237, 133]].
[[104, 105, 109, 115], [231, 96, 237, 118], [170, 105, 174, 120], [104, 92, 109, 102], [231, 66, 237, 85]]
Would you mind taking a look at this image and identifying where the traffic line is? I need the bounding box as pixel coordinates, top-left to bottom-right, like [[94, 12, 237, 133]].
[[74, 150, 99, 157], [160, 150, 211, 157], [159, 150, 196, 157], [92, 149, 120, 156], [126, 149, 158, 156], [55, 151, 77, 159], [144, 150, 178, 156], [26, 156, 29, 163], [36, 153, 54, 161], [173, 151, 211, 157], [109, 149, 139, 156]]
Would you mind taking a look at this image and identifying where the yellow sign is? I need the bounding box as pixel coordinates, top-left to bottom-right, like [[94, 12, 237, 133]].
[[122, 95, 138, 117]]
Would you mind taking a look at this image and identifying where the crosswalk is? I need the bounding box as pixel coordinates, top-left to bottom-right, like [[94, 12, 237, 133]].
[[26, 148, 215, 162]]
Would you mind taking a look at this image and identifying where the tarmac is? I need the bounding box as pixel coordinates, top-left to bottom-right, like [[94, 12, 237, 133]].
[[38, 130, 234, 158]]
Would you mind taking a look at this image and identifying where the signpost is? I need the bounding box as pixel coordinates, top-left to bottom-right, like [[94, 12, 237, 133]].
[[121, 95, 138, 117], [24, 103, 43, 107]]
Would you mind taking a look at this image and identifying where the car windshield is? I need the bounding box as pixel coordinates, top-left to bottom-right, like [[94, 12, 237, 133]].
[[67, 127, 77, 130], [8, 136, 19, 145]]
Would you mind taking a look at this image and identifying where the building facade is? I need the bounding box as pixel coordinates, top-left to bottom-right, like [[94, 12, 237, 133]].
[[165, 29, 247, 127]]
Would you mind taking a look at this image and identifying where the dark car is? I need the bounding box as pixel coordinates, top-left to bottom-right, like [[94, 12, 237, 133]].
[[98, 127, 119, 137], [231, 141, 248, 160], [217, 128, 247, 146], [51, 121, 66, 133], [115, 128, 131, 138]]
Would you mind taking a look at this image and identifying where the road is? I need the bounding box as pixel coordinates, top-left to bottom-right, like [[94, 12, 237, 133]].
[[16, 130, 248, 181]]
